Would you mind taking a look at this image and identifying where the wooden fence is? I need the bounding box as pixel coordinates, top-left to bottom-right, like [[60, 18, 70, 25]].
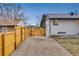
[[0, 26, 45, 56], [0, 33, 2, 56], [32, 27, 45, 36]]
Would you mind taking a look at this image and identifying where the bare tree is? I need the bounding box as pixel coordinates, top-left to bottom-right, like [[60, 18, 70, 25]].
[[0, 3, 24, 20]]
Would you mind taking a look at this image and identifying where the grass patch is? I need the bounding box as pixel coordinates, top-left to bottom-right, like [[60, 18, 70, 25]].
[[56, 39, 79, 56]]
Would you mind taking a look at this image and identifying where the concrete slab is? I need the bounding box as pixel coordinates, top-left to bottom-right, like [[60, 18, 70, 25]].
[[11, 36, 72, 56]]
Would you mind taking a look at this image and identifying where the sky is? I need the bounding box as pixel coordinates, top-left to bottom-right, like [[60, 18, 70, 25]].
[[20, 3, 79, 25]]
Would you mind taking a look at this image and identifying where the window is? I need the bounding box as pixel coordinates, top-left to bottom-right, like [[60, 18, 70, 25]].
[[2, 27, 7, 32], [76, 19, 79, 24], [53, 20, 58, 25]]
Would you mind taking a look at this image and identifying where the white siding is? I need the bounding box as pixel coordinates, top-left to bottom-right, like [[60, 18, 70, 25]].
[[46, 19, 79, 36], [45, 19, 50, 36]]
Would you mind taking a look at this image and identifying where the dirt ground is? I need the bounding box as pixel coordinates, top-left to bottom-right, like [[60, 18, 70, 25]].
[[56, 39, 79, 56], [11, 36, 72, 56]]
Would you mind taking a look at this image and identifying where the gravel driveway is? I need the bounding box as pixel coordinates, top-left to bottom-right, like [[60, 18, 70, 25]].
[[11, 36, 72, 56]]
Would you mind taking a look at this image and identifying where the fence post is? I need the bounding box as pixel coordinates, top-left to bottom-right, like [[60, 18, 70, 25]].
[[28, 28, 29, 37], [21, 27, 22, 42], [2, 34, 4, 56], [30, 27, 32, 36], [24, 27, 26, 40], [26, 27, 28, 38], [14, 28, 16, 50]]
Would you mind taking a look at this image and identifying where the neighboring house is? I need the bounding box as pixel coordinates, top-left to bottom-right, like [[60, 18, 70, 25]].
[[17, 20, 25, 27], [40, 14, 79, 37], [0, 19, 25, 33]]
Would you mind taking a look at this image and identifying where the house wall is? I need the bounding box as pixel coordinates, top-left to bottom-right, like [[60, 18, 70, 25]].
[[45, 19, 50, 36], [0, 26, 15, 33], [7, 26, 15, 32], [45, 19, 79, 36]]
